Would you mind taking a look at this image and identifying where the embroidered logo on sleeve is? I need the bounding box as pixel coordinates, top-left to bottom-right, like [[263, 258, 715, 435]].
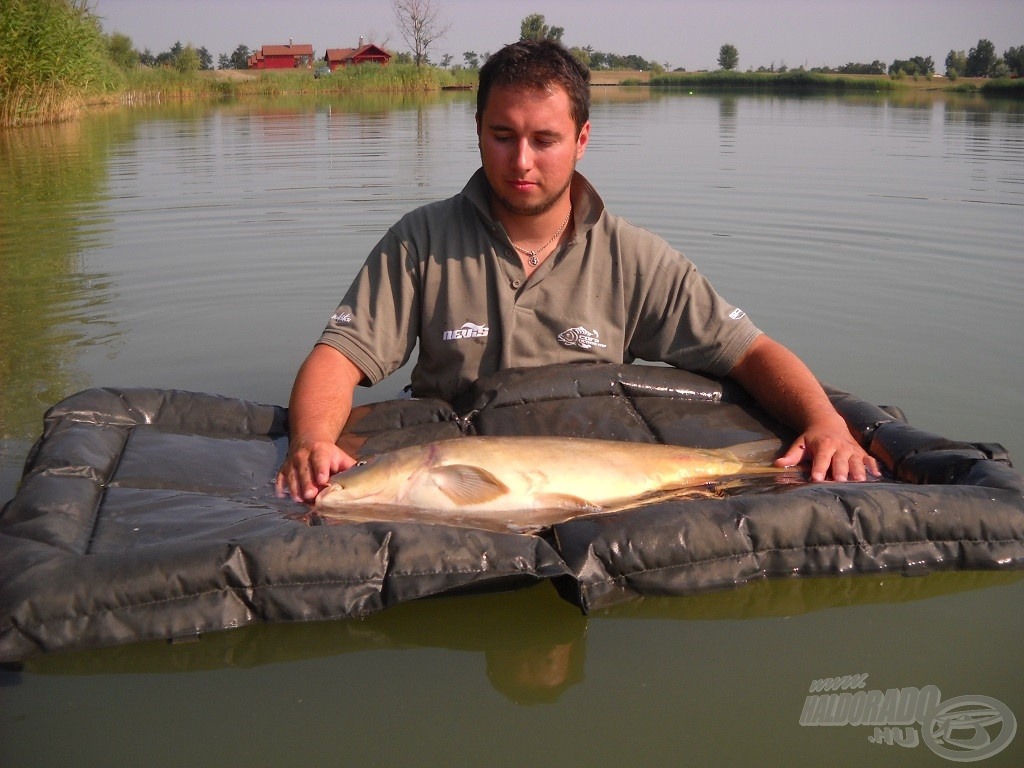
[[557, 326, 607, 350], [442, 322, 489, 341]]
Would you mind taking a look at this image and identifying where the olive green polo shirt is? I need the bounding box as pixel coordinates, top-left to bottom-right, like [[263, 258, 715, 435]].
[[318, 169, 761, 402]]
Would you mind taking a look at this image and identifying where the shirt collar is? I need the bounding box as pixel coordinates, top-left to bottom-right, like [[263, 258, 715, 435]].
[[462, 168, 605, 239]]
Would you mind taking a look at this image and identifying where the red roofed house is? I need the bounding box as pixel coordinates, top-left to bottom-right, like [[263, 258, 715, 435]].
[[325, 40, 392, 71], [248, 42, 315, 70]]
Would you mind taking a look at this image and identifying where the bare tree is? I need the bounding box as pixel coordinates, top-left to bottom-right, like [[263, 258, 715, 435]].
[[391, 0, 451, 67]]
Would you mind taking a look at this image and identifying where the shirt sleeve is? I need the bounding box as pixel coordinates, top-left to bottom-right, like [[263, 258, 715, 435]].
[[626, 233, 761, 377], [316, 228, 421, 386]]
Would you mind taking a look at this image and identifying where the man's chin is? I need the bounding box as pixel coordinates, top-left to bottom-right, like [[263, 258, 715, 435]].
[[494, 186, 566, 217]]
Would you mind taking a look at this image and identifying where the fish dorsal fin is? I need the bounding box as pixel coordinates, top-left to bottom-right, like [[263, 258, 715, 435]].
[[428, 464, 510, 506]]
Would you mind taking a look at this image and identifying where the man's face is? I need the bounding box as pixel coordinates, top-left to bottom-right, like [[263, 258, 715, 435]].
[[477, 84, 590, 217]]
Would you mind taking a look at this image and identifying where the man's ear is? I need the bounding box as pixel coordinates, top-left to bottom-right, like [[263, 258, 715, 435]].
[[576, 120, 591, 160]]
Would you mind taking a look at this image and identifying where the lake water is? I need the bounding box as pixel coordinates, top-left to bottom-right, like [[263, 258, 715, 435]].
[[2, 88, 1023, 766]]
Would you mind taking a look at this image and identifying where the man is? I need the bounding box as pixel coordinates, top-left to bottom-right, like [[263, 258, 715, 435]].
[[276, 39, 878, 503]]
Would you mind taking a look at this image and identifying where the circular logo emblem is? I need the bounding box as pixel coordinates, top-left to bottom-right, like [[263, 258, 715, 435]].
[[922, 695, 1017, 762]]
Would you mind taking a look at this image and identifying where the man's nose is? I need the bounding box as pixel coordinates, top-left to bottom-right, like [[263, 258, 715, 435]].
[[512, 139, 533, 171]]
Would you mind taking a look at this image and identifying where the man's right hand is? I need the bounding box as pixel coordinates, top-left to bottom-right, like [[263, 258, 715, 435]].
[[275, 439, 358, 502], [275, 345, 366, 502]]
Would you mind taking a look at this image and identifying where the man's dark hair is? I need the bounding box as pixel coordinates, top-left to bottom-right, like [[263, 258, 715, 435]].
[[477, 39, 591, 134]]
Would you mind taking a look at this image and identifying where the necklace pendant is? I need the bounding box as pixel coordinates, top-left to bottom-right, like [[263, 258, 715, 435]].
[[528, 253, 538, 267]]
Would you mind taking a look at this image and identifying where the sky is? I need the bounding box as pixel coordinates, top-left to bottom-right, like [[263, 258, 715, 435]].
[[93, 0, 1024, 72]]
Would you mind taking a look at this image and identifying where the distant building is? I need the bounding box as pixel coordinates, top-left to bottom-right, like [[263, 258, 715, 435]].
[[248, 42, 315, 70], [324, 40, 392, 71]]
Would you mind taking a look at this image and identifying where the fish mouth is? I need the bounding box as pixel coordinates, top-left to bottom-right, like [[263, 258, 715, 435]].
[[316, 483, 380, 505]]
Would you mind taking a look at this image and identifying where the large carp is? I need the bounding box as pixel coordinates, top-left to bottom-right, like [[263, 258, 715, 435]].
[[312, 435, 796, 532]]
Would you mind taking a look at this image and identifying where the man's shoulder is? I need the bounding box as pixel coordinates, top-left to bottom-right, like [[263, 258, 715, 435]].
[[592, 208, 681, 262], [391, 185, 481, 237]]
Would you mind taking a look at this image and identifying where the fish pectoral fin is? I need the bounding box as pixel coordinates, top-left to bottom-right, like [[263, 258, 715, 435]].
[[531, 493, 602, 512], [429, 465, 510, 505]]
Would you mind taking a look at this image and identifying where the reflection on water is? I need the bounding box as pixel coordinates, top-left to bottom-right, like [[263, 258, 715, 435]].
[[16, 571, 1022, 692], [0, 123, 119, 438]]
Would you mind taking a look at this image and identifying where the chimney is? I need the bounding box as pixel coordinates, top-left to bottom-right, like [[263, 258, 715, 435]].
[[289, 37, 293, 47], [359, 36, 364, 48]]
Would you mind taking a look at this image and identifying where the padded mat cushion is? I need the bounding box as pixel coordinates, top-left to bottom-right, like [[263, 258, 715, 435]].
[[2, 364, 1022, 660]]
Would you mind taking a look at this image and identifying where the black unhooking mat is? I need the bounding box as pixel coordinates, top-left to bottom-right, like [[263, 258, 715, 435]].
[[2, 363, 1023, 661]]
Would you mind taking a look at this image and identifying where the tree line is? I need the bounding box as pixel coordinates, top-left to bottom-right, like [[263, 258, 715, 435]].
[[715, 39, 1022, 80], [101, 5, 1024, 83], [878, 42, 1021, 80]]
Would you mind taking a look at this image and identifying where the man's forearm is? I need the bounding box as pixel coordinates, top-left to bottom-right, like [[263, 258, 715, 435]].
[[727, 334, 844, 433], [287, 344, 364, 446], [727, 334, 877, 481]]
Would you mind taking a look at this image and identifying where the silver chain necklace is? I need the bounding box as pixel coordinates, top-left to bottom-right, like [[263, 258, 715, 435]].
[[511, 208, 572, 267]]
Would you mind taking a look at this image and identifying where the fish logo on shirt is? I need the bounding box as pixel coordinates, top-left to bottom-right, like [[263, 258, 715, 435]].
[[557, 326, 607, 350]]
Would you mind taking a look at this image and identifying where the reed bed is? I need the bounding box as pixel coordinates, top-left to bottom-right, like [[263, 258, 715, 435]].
[[115, 64, 476, 104], [0, 0, 120, 127], [647, 71, 901, 92], [979, 78, 1024, 98]]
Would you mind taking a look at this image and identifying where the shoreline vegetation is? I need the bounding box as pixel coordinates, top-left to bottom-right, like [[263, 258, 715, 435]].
[[6, 66, 1020, 129], [2, 1, 1021, 129]]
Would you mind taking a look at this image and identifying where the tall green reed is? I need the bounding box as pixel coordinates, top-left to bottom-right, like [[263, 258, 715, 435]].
[[0, 0, 119, 127]]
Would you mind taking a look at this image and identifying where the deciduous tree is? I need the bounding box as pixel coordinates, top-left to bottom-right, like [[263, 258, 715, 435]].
[[718, 44, 739, 71], [392, 0, 451, 67], [1004, 45, 1024, 77], [228, 45, 251, 70], [888, 55, 933, 77], [965, 39, 997, 77], [945, 50, 967, 79], [106, 32, 137, 69], [173, 43, 200, 73], [520, 13, 564, 42]]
